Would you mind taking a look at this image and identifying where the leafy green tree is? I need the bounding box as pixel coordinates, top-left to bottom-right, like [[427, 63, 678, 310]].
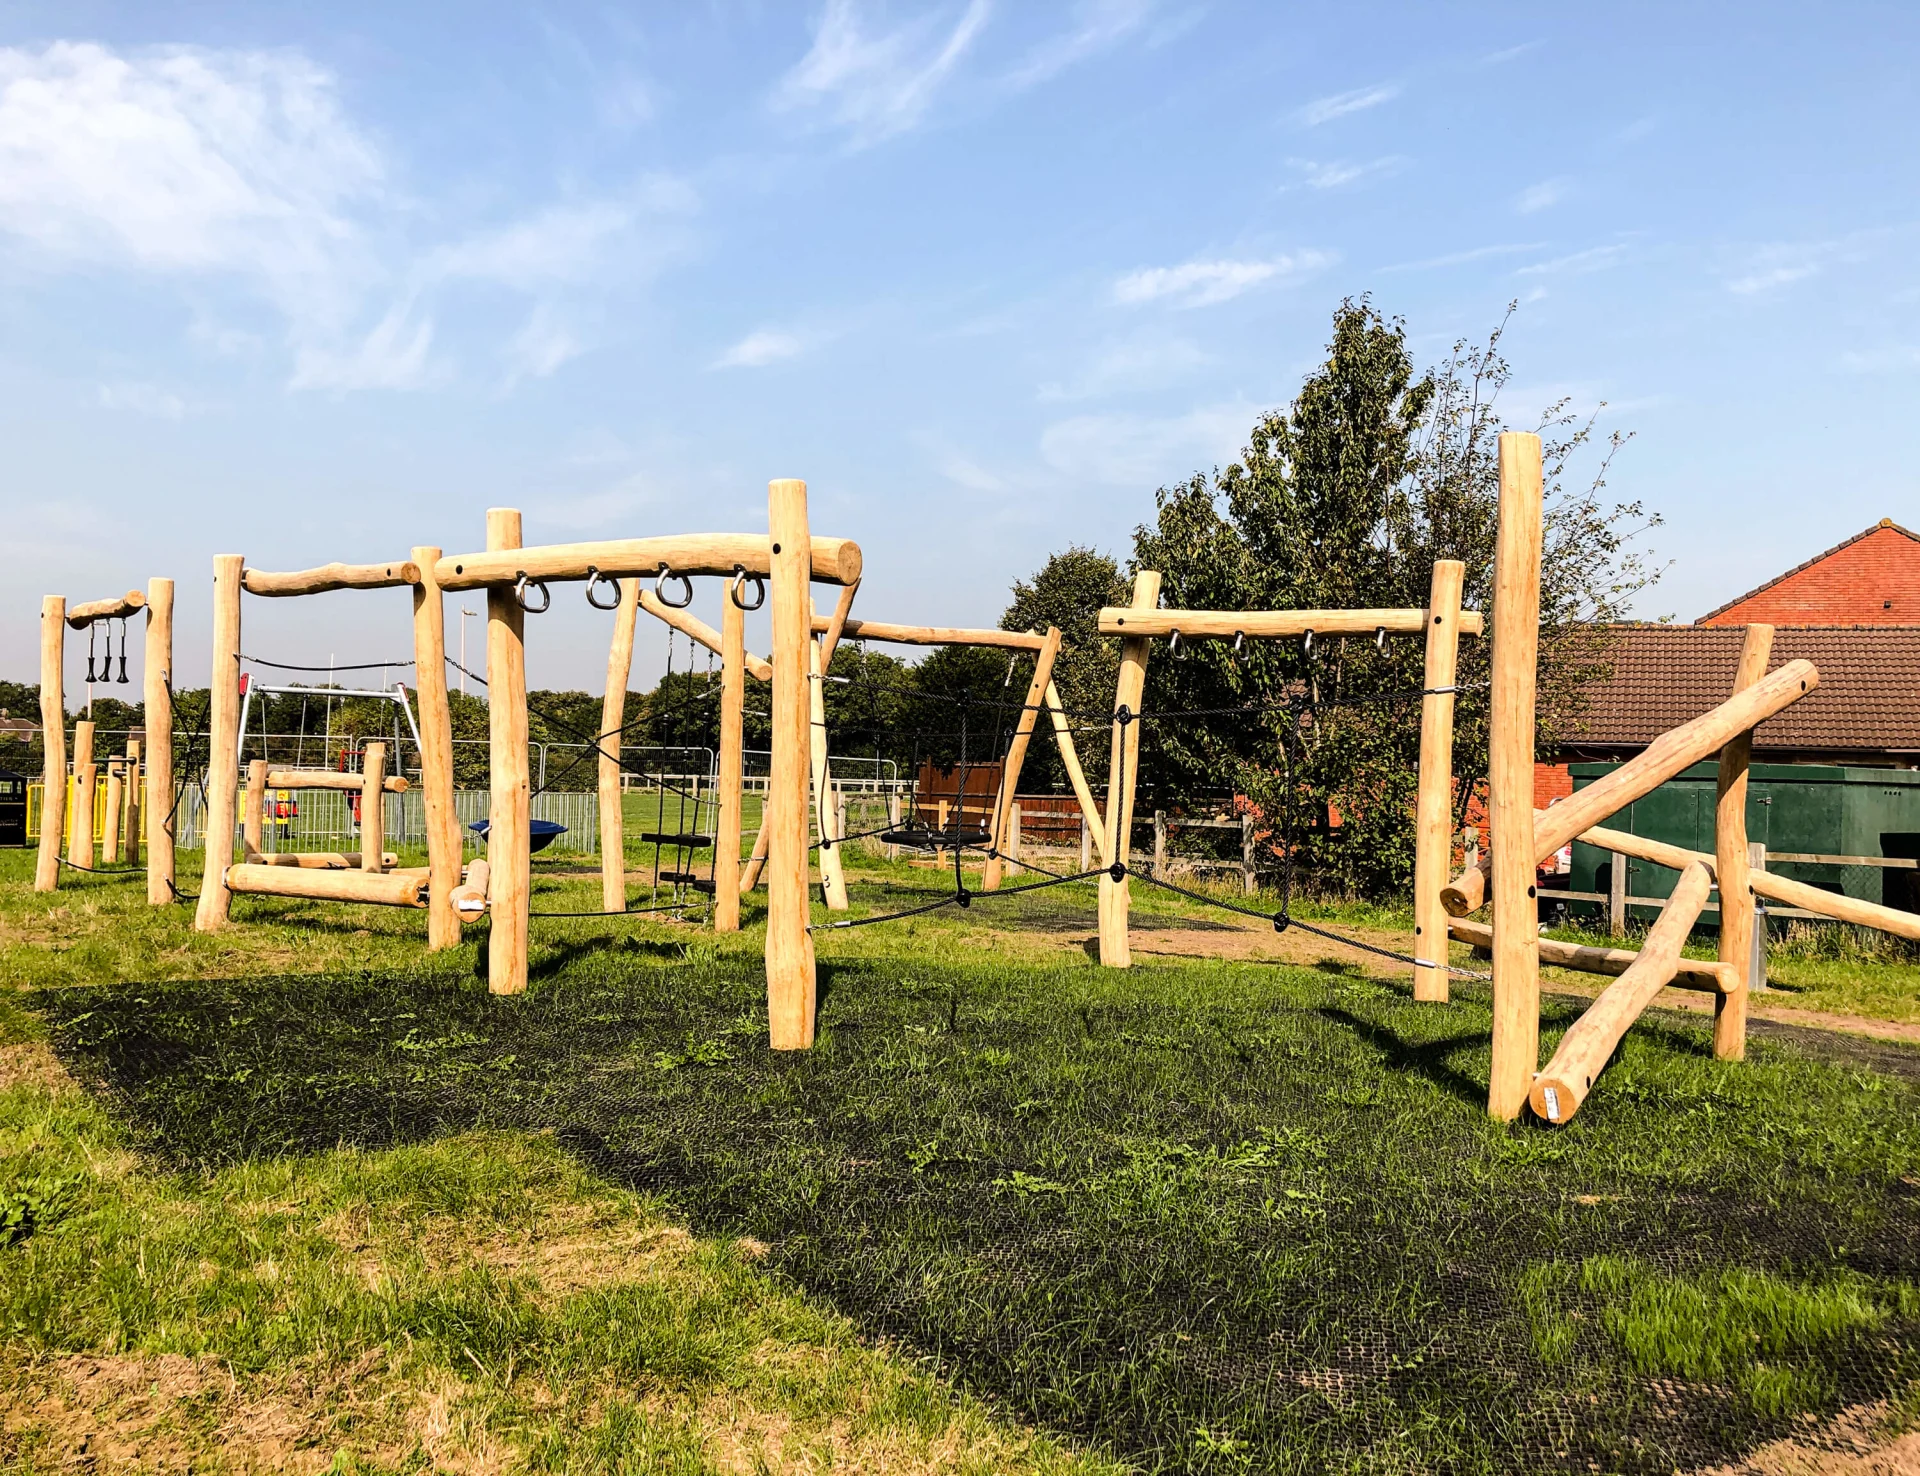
[[999, 546, 1126, 791]]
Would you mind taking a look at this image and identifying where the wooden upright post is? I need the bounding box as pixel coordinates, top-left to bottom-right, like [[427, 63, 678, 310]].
[[102, 760, 123, 864], [1413, 559, 1465, 1001], [714, 578, 747, 931], [123, 737, 143, 868], [598, 577, 641, 913], [1099, 570, 1161, 967], [361, 741, 387, 872], [68, 720, 95, 870], [809, 634, 849, 910], [195, 556, 245, 931], [35, 596, 65, 893], [1487, 433, 1543, 1122], [767, 480, 818, 1048], [486, 510, 530, 995], [244, 759, 268, 856], [983, 626, 1062, 890], [145, 577, 176, 906], [410, 547, 461, 948], [1714, 623, 1774, 1062]]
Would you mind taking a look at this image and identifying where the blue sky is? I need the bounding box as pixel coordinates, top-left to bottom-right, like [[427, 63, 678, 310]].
[[2, 1, 1916, 695]]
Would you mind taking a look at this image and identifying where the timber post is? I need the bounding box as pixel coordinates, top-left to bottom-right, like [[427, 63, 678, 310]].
[[714, 574, 747, 931], [1099, 570, 1160, 967], [409, 546, 462, 948], [982, 626, 1062, 891], [69, 719, 95, 870], [766, 479, 818, 1048], [145, 577, 175, 906], [1413, 558, 1465, 1001], [486, 509, 530, 995], [1714, 623, 1774, 1062], [361, 741, 387, 872], [809, 631, 849, 911], [194, 555, 245, 932], [598, 577, 641, 913], [35, 597, 65, 892]]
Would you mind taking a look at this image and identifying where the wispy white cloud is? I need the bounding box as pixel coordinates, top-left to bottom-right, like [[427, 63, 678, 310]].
[[1037, 336, 1208, 400], [1514, 178, 1568, 214], [1839, 345, 1920, 373], [289, 302, 436, 391], [1480, 41, 1541, 65], [1004, 0, 1151, 88], [1516, 243, 1629, 276], [773, 0, 991, 145], [1380, 241, 1545, 273], [1295, 83, 1398, 127], [97, 381, 201, 418], [936, 452, 1007, 492], [713, 329, 804, 369], [1114, 251, 1333, 308], [1722, 229, 1901, 296], [433, 202, 639, 290], [1040, 400, 1253, 486], [503, 305, 583, 382], [1286, 155, 1404, 190]]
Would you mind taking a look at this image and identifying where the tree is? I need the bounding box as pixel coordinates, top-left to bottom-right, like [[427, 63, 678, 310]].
[[1132, 297, 1660, 898], [999, 546, 1126, 790]]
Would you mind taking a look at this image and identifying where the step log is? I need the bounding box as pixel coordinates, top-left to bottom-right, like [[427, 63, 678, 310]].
[[244, 850, 399, 870], [266, 769, 410, 793], [450, 859, 491, 919], [1447, 917, 1737, 992], [226, 864, 428, 908]]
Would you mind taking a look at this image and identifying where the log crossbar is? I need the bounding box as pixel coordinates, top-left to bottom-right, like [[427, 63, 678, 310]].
[[1096, 607, 1486, 640], [266, 769, 410, 794], [225, 864, 428, 908], [1446, 918, 1737, 993], [813, 616, 1049, 651], [67, 590, 146, 628], [641, 589, 773, 681], [243, 562, 420, 596], [434, 534, 862, 591]]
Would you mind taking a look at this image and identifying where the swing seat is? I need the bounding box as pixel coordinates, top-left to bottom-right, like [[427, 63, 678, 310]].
[[658, 871, 717, 893], [880, 823, 993, 850], [638, 832, 714, 847], [468, 818, 568, 853]]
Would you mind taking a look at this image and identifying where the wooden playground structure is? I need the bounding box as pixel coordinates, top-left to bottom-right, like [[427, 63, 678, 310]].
[[32, 449, 1920, 1118]]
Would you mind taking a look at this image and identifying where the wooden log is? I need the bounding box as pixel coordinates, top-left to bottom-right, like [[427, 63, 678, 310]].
[[35, 596, 65, 893], [740, 815, 770, 894], [226, 863, 428, 908], [1608, 848, 1627, 936], [599, 577, 641, 913], [1530, 862, 1714, 1124], [242, 851, 398, 869], [638, 589, 773, 681], [818, 580, 860, 671], [486, 509, 531, 995], [195, 558, 247, 930], [809, 634, 849, 911], [1096, 606, 1486, 640], [66, 590, 146, 629], [1443, 659, 1820, 916], [102, 760, 123, 864], [244, 759, 268, 856], [263, 769, 410, 793], [1044, 680, 1106, 866], [1100, 571, 1160, 967], [68, 720, 96, 870], [983, 627, 1062, 890], [144, 578, 176, 906], [360, 741, 387, 873], [436, 533, 862, 592], [242, 561, 420, 596], [410, 545, 461, 949], [810, 615, 1048, 651], [1488, 433, 1543, 1122], [766, 480, 819, 1049], [715, 575, 747, 931], [1413, 559, 1465, 1002], [451, 858, 491, 918], [1715, 624, 1773, 1063], [1447, 917, 1737, 993]]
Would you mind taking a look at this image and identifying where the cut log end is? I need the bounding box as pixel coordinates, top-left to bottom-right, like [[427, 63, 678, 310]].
[[1529, 1074, 1584, 1125]]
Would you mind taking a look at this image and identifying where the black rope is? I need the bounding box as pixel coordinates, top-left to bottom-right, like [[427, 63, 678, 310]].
[[56, 856, 144, 878], [239, 655, 416, 674]]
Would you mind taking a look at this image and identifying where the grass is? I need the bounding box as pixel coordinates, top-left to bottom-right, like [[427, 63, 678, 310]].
[[3, 845, 1920, 1472]]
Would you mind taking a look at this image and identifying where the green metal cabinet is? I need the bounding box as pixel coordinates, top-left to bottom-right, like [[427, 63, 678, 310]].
[[1564, 762, 1920, 925]]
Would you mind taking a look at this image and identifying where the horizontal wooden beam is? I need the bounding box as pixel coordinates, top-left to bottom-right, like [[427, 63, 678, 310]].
[[811, 616, 1049, 650], [451, 858, 490, 918], [67, 590, 146, 628], [434, 534, 862, 592], [265, 769, 409, 794], [243, 849, 397, 870], [226, 864, 428, 907], [640, 589, 773, 681], [243, 562, 420, 597], [1447, 917, 1736, 993], [1095, 606, 1486, 639]]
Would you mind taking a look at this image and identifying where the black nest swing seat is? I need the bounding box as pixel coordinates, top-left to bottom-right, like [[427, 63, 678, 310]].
[[879, 820, 994, 851]]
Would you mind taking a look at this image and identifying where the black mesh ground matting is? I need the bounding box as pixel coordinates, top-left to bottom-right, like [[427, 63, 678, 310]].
[[35, 953, 1920, 1474]]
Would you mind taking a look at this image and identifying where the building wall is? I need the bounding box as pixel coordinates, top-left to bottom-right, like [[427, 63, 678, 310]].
[[1700, 524, 1920, 626]]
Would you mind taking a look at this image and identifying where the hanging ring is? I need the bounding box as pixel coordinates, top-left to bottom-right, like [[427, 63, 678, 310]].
[[513, 572, 551, 614], [1233, 630, 1247, 660], [1374, 625, 1388, 652], [1302, 628, 1315, 660], [729, 565, 766, 611], [1168, 629, 1183, 659], [585, 566, 622, 610], [655, 562, 694, 609]]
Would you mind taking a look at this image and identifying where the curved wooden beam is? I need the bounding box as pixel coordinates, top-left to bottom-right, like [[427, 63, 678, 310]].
[[813, 616, 1047, 651], [1096, 606, 1485, 639], [435, 532, 862, 591], [67, 590, 146, 628], [243, 562, 420, 596]]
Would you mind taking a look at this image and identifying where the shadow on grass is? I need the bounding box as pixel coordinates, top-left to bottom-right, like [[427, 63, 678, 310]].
[[1315, 1006, 1490, 1110]]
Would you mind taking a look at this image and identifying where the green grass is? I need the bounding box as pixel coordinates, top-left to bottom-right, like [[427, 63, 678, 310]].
[[4, 847, 1920, 1472]]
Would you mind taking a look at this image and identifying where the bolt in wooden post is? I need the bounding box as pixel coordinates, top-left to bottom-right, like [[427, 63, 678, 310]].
[[361, 741, 387, 872], [714, 576, 747, 931], [35, 596, 65, 892], [1487, 433, 1543, 1122], [486, 510, 530, 995], [767, 479, 818, 1049], [410, 547, 461, 949], [1413, 559, 1465, 1001], [1714, 624, 1773, 1062], [982, 627, 1061, 890], [145, 578, 176, 906], [598, 577, 641, 913], [68, 720, 96, 870], [810, 634, 849, 911], [244, 759, 268, 856], [195, 556, 245, 931], [1099, 570, 1160, 967]]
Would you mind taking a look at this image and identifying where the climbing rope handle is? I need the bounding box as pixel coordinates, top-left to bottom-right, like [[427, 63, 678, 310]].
[[655, 562, 694, 609], [729, 564, 766, 611], [513, 571, 551, 614], [584, 566, 622, 610]]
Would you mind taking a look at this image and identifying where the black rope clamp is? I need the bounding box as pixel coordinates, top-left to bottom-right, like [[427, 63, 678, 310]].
[[1108, 861, 1127, 881], [654, 562, 694, 609], [585, 566, 622, 610], [1114, 703, 1134, 727], [513, 572, 551, 613], [955, 888, 971, 908], [729, 565, 766, 611], [1273, 912, 1291, 934]]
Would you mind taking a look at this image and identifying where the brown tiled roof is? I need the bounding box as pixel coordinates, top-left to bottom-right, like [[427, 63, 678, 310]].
[[1696, 518, 1920, 624], [1561, 625, 1920, 757]]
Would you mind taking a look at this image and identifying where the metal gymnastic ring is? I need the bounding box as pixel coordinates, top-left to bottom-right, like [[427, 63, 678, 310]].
[[514, 572, 551, 614], [654, 563, 694, 610], [1302, 628, 1315, 660], [1374, 625, 1388, 651], [585, 566, 622, 610], [1168, 629, 1184, 659], [729, 565, 767, 612], [1233, 630, 1247, 660]]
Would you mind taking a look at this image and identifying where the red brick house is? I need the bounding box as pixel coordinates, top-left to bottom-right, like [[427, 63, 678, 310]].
[[1696, 518, 1920, 627]]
